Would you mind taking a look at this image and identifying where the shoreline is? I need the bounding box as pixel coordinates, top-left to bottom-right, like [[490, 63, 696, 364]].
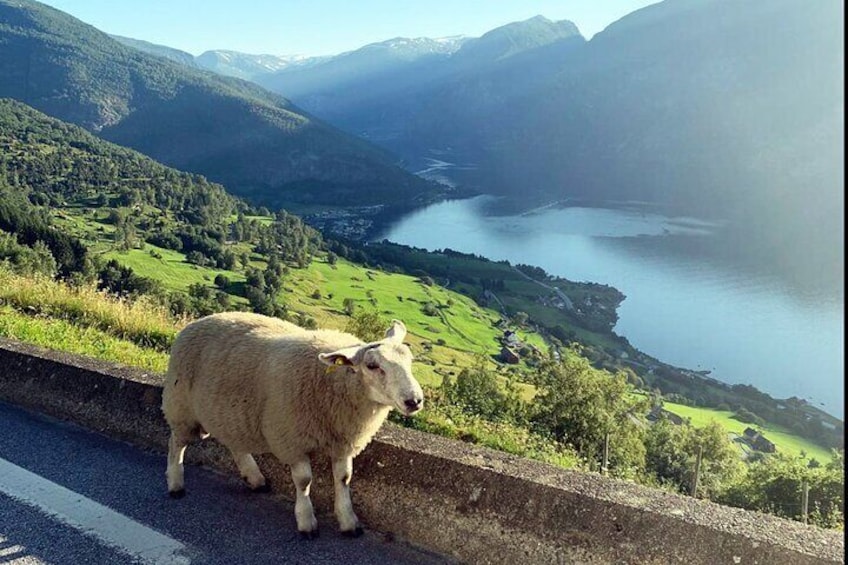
[[303, 186, 843, 424]]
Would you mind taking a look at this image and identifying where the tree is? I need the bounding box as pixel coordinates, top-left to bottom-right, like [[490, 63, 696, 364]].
[[442, 358, 524, 423], [718, 450, 844, 528], [645, 418, 743, 499], [513, 311, 529, 327], [214, 274, 230, 289], [345, 309, 387, 342], [422, 301, 439, 316], [239, 252, 251, 271], [0, 232, 58, 277], [529, 347, 648, 477]]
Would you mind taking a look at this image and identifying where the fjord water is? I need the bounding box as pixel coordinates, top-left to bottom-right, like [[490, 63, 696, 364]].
[[378, 196, 844, 418]]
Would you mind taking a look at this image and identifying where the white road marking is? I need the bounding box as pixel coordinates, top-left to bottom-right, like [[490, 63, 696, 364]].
[[0, 535, 46, 564], [0, 457, 190, 564]]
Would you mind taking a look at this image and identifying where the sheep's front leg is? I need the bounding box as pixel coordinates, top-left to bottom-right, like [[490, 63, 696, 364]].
[[332, 455, 363, 537], [290, 458, 319, 538]]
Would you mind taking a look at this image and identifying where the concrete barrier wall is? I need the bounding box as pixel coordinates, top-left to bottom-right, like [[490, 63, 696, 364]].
[[0, 338, 843, 564]]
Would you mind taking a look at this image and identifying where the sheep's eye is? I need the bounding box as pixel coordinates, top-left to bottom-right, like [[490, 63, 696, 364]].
[[366, 362, 380, 371]]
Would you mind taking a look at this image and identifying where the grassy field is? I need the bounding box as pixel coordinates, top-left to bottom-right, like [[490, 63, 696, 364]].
[[44, 207, 552, 390], [0, 265, 574, 470], [103, 244, 247, 294], [0, 305, 169, 373], [663, 402, 833, 462]]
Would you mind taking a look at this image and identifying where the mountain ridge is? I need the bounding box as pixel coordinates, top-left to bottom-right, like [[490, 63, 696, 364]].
[[0, 0, 439, 211]]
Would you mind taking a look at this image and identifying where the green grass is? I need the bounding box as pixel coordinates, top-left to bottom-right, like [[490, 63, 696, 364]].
[[663, 402, 832, 462], [226, 214, 275, 226], [284, 258, 533, 388], [0, 306, 169, 373], [290, 259, 505, 353], [102, 244, 246, 294], [0, 265, 579, 472], [0, 267, 181, 349], [0, 263, 831, 479], [49, 205, 544, 386]]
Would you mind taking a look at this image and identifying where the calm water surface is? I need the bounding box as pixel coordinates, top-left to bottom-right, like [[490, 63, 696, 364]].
[[377, 196, 844, 418]]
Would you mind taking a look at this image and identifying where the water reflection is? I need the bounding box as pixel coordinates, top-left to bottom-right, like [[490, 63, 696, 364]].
[[377, 196, 844, 417]]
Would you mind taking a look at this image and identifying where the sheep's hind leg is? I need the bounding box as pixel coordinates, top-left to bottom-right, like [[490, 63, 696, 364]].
[[290, 458, 319, 539], [333, 455, 362, 537], [231, 450, 268, 492], [166, 427, 193, 498]]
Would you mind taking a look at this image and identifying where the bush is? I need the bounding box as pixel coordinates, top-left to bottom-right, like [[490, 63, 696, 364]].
[[530, 348, 649, 476], [422, 302, 439, 317], [717, 451, 844, 529], [343, 297, 356, 316], [345, 309, 388, 342], [732, 407, 766, 427], [442, 360, 525, 424]]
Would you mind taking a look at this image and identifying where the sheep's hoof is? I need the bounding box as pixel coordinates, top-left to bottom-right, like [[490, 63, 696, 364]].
[[341, 526, 364, 538], [248, 482, 271, 493], [298, 529, 319, 540], [168, 488, 186, 499]]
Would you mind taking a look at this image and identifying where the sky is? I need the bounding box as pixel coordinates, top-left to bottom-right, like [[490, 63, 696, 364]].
[[38, 0, 659, 57]]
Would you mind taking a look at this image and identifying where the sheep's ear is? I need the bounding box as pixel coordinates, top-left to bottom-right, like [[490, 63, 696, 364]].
[[318, 343, 375, 367], [385, 319, 406, 343]]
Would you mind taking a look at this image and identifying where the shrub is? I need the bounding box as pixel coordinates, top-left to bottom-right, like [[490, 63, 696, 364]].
[[345, 309, 387, 342], [422, 302, 439, 317]]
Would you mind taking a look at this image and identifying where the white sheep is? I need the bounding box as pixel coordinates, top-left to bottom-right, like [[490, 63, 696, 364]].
[[161, 311, 423, 538]]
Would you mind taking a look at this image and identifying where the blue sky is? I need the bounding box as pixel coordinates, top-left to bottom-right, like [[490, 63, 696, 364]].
[[39, 0, 659, 56]]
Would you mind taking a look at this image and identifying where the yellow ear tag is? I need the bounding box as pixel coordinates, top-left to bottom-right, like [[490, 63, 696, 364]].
[[325, 357, 347, 374]]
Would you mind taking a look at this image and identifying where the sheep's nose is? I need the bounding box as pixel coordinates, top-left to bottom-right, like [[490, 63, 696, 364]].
[[404, 397, 423, 411]]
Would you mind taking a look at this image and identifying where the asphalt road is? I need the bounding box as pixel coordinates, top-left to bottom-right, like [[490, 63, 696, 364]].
[[0, 401, 450, 565]]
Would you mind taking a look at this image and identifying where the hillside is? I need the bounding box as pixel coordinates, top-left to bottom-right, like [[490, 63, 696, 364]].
[[0, 96, 548, 385], [257, 35, 468, 113], [1, 97, 842, 528], [0, 0, 440, 211], [109, 34, 198, 67]]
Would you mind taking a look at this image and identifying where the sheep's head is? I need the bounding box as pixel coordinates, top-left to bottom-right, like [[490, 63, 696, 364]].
[[318, 320, 423, 415]]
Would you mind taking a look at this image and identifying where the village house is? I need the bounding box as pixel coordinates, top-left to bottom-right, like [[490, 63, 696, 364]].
[[743, 427, 776, 453]]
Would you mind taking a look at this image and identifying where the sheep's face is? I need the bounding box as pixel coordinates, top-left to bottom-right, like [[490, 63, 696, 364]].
[[318, 320, 424, 415], [360, 342, 422, 415]]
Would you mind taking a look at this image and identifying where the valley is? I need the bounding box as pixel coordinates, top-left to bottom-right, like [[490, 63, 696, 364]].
[[0, 0, 843, 529]]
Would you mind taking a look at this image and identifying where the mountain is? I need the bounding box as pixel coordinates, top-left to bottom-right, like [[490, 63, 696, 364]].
[[195, 50, 325, 81], [258, 2, 844, 281], [486, 0, 844, 280], [0, 0, 439, 212], [110, 34, 198, 67], [450, 15, 579, 63], [257, 35, 467, 114], [257, 16, 584, 159], [109, 35, 328, 83], [109, 35, 325, 82]]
